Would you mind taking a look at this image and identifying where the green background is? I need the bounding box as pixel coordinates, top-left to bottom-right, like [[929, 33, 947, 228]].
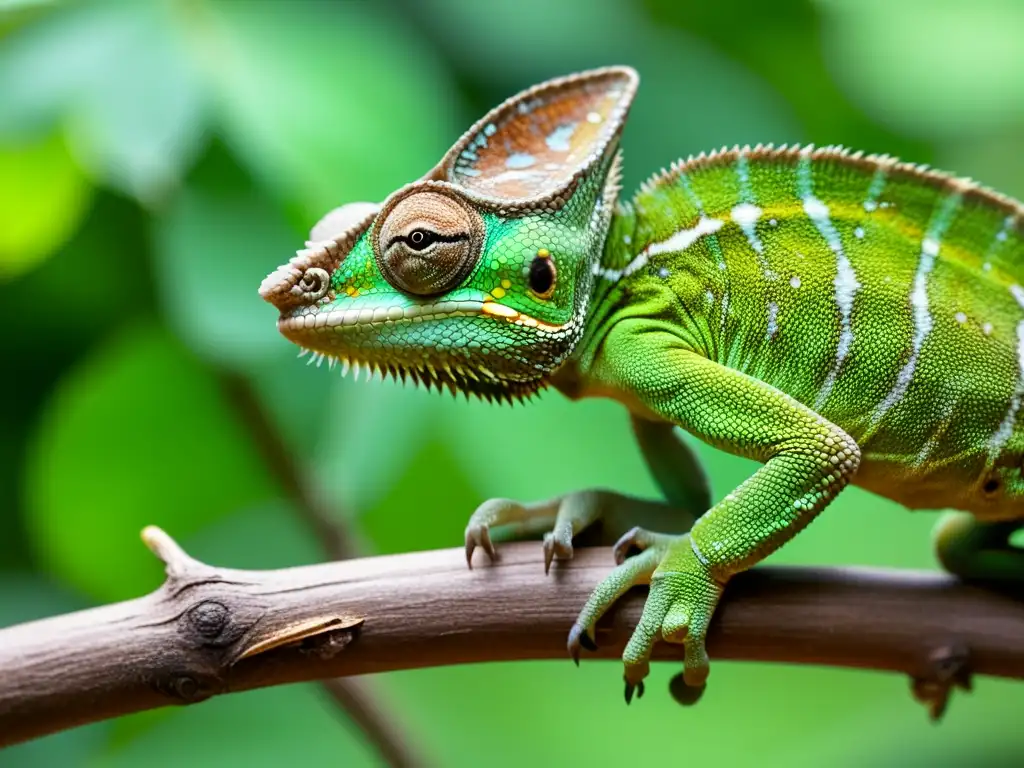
[[2, 0, 1023, 765]]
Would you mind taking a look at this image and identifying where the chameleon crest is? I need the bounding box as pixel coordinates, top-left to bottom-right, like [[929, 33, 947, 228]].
[[262, 68, 1024, 714]]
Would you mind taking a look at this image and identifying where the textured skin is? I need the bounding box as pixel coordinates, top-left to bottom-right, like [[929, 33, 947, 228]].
[[260, 67, 1024, 703]]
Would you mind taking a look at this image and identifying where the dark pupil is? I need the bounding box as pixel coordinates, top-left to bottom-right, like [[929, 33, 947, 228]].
[[407, 229, 436, 251], [528, 256, 555, 295]]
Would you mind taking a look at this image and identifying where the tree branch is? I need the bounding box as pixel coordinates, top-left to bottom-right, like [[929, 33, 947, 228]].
[[2, 529, 1023, 747], [218, 371, 414, 766]]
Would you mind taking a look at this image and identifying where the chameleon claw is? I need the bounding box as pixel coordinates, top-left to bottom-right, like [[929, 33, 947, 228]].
[[612, 525, 643, 564], [623, 678, 645, 704], [542, 528, 573, 575], [567, 623, 598, 666], [464, 523, 497, 570], [543, 535, 555, 575]]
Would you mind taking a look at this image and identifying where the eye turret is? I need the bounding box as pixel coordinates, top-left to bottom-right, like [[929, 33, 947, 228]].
[[375, 190, 484, 296]]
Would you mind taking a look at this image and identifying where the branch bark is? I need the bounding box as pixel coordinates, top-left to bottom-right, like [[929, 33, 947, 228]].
[[2, 529, 1023, 748], [218, 371, 416, 766]]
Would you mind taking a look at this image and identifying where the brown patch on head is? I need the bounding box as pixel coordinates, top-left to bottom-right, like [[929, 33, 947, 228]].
[[430, 66, 638, 206]]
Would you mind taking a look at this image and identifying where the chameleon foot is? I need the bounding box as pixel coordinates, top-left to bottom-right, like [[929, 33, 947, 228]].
[[567, 544, 665, 664], [572, 532, 724, 704], [465, 490, 678, 572], [910, 643, 973, 722], [464, 495, 570, 570]]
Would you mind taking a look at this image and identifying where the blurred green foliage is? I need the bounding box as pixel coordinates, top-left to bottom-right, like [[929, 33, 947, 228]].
[[1, 0, 1023, 765]]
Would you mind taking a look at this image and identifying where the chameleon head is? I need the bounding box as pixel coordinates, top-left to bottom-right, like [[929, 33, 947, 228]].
[[259, 66, 638, 400]]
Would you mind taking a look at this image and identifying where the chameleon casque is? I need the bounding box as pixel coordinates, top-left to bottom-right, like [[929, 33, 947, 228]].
[[259, 67, 1024, 704]]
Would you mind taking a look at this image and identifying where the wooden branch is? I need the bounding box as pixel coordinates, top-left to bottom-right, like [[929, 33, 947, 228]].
[[2, 528, 1023, 747], [218, 371, 417, 766]]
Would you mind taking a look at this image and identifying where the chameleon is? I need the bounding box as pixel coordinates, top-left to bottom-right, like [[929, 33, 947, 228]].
[[259, 66, 1024, 705]]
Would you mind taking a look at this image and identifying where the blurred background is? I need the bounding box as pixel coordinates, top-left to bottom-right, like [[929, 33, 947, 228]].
[[1, 0, 1023, 765]]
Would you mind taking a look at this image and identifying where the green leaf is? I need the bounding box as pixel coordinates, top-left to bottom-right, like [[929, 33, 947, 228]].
[[0, 0, 59, 11], [93, 685, 377, 768], [815, 0, 1024, 139], [0, 191, 153, 354], [151, 144, 300, 370], [642, 0, 930, 162], [24, 322, 276, 601], [399, 0, 801, 192], [360, 436, 481, 554], [181, 500, 322, 570], [190, 0, 467, 221], [314, 375, 440, 515], [0, 129, 91, 280], [439, 390, 659, 505], [0, 0, 207, 203]]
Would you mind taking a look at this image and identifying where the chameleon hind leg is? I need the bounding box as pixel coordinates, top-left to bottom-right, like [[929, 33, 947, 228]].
[[464, 415, 710, 570], [934, 512, 1024, 584], [572, 326, 860, 700]]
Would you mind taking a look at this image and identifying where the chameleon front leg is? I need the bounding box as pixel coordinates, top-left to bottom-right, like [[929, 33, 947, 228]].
[[575, 325, 860, 699], [464, 414, 710, 570]]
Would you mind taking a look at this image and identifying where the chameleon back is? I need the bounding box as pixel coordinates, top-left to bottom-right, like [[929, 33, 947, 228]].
[[606, 145, 1024, 519]]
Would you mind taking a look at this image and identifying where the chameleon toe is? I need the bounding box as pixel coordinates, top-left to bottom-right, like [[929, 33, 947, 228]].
[[567, 622, 598, 666], [623, 678, 645, 705], [463, 523, 497, 569], [542, 528, 574, 574], [612, 525, 677, 565]]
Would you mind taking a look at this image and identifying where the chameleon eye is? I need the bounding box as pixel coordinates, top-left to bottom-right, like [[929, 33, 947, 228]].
[[528, 253, 556, 299], [375, 190, 483, 296]]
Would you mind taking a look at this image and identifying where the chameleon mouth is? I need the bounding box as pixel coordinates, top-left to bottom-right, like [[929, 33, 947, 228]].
[[276, 297, 568, 334]]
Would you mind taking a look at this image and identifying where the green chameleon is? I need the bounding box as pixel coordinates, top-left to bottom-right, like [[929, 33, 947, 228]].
[[259, 66, 1023, 705]]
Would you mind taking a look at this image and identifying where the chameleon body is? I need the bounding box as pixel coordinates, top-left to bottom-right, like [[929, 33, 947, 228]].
[[260, 67, 1024, 704]]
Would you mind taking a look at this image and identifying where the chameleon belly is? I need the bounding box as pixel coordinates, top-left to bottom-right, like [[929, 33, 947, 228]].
[[595, 145, 1024, 520]]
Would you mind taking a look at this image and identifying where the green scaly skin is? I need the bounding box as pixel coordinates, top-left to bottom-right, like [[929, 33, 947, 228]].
[[259, 67, 1024, 707]]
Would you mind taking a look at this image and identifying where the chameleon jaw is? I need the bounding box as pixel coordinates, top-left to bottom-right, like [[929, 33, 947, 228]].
[[275, 296, 570, 400], [276, 296, 569, 336]]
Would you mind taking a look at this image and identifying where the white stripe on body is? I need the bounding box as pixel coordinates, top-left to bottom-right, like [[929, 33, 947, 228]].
[[733, 153, 777, 281], [797, 149, 863, 411], [679, 171, 731, 337], [872, 192, 962, 426]]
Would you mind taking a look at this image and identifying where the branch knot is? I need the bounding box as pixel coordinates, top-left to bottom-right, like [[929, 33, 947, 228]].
[[187, 601, 230, 640], [154, 671, 221, 704]]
